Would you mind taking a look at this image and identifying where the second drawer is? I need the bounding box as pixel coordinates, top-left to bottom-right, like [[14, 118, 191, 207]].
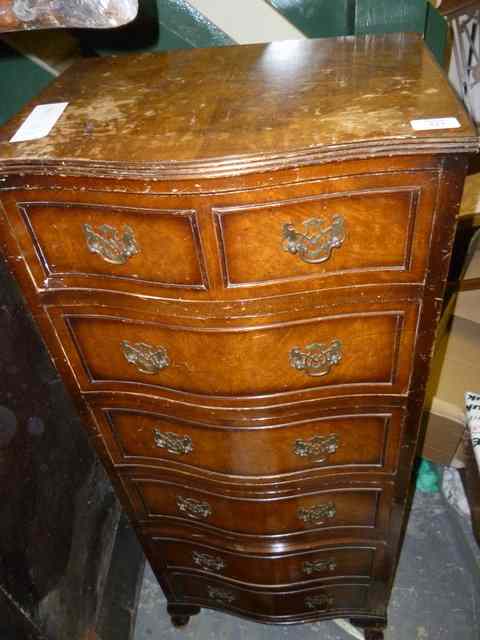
[[49, 300, 418, 399]]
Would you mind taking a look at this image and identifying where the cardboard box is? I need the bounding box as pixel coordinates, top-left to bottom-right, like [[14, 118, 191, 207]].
[[421, 237, 480, 466], [453, 249, 480, 324], [422, 316, 479, 466]]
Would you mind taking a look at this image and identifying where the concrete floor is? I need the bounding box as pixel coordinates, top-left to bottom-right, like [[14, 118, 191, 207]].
[[134, 482, 480, 640]]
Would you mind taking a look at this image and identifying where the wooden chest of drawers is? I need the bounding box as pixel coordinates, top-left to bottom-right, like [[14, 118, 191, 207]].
[[0, 34, 477, 639]]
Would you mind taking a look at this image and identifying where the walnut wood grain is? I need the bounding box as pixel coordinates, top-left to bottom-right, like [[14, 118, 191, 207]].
[[0, 35, 476, 178], [15, 200, 207, 290], [46, 301, 418, 400], [0, 166, 438, 299], [96, 404, 403, 479], [214, 179, 430, 289]]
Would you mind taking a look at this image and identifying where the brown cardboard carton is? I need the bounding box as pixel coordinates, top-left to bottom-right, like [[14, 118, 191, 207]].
[[453, 249, 480, 324], [421, 232, 479, 465], [422, 315, 479, 465]]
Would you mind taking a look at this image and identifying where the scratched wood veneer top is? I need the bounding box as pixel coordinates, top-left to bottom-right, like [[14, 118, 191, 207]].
[[0, 33, 477, 174]]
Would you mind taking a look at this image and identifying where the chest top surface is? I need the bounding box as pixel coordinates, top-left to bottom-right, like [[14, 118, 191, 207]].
[[0, 33, 476, 178]]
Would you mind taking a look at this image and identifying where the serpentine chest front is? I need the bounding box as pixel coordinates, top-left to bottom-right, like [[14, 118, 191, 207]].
[[0, 34, 477, 638]]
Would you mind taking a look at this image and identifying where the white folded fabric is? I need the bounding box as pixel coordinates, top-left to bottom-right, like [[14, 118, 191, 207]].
[[465, 392, 480, 471]]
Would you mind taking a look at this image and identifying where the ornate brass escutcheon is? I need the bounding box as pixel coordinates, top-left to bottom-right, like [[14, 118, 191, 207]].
[[305, 594, 334, 610], [83, 223, 140, 264], [289, 339, 342, 377], [282, 215, 345, 264], [298, 502, 336, 526], [121, 340, 169, 375], [154, 429, 193, 455], [302, 558, 337, 575], [192, 551, 225, 573], [293, 434, 339, 463], [176, 495, 212, 520], [207, 586, 236, 605]]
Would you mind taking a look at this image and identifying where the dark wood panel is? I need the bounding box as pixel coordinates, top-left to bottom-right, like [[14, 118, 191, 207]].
[[96, 404, 404, 479], [124, 475, 390, 537], [169, 573, 370, 618], [87, 388, 408, 428], [139, 517, 386, 556], [0, 153, 444, 196], [149, 537, 378, 587]]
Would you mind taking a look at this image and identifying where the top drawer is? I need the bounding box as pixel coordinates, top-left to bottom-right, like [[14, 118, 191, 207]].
[[214, 179, 433, 290], [3, 197, 208, 294], [0, 169, 438, 298]]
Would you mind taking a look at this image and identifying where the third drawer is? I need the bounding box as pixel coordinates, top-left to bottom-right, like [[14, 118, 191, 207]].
[[92, 400, 405, 479]]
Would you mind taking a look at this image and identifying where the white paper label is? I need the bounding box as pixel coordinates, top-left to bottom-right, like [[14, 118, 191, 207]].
[[410, 117, 461, 131], [10, 102, 68, 143]]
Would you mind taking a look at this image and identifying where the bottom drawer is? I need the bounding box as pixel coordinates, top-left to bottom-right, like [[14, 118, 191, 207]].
[[170, 573, 370, 618], [150, 537, 377, 586]]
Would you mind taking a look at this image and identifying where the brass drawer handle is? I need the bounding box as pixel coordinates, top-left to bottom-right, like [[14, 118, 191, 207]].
[[193, 551, 225, 573], [207, 586, 235, 605], [305, 594, 334, 610], [289, 339, 342, 377], [293, 434, 339, 463], [121, 340, 169, 375], [298, 502, 336, 526], [176, 495, 212, 520], [154, 429, 193, 455], [282, 215, 345, 264], [83, 223, 140, 264], [302, 558, 337, 575]]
